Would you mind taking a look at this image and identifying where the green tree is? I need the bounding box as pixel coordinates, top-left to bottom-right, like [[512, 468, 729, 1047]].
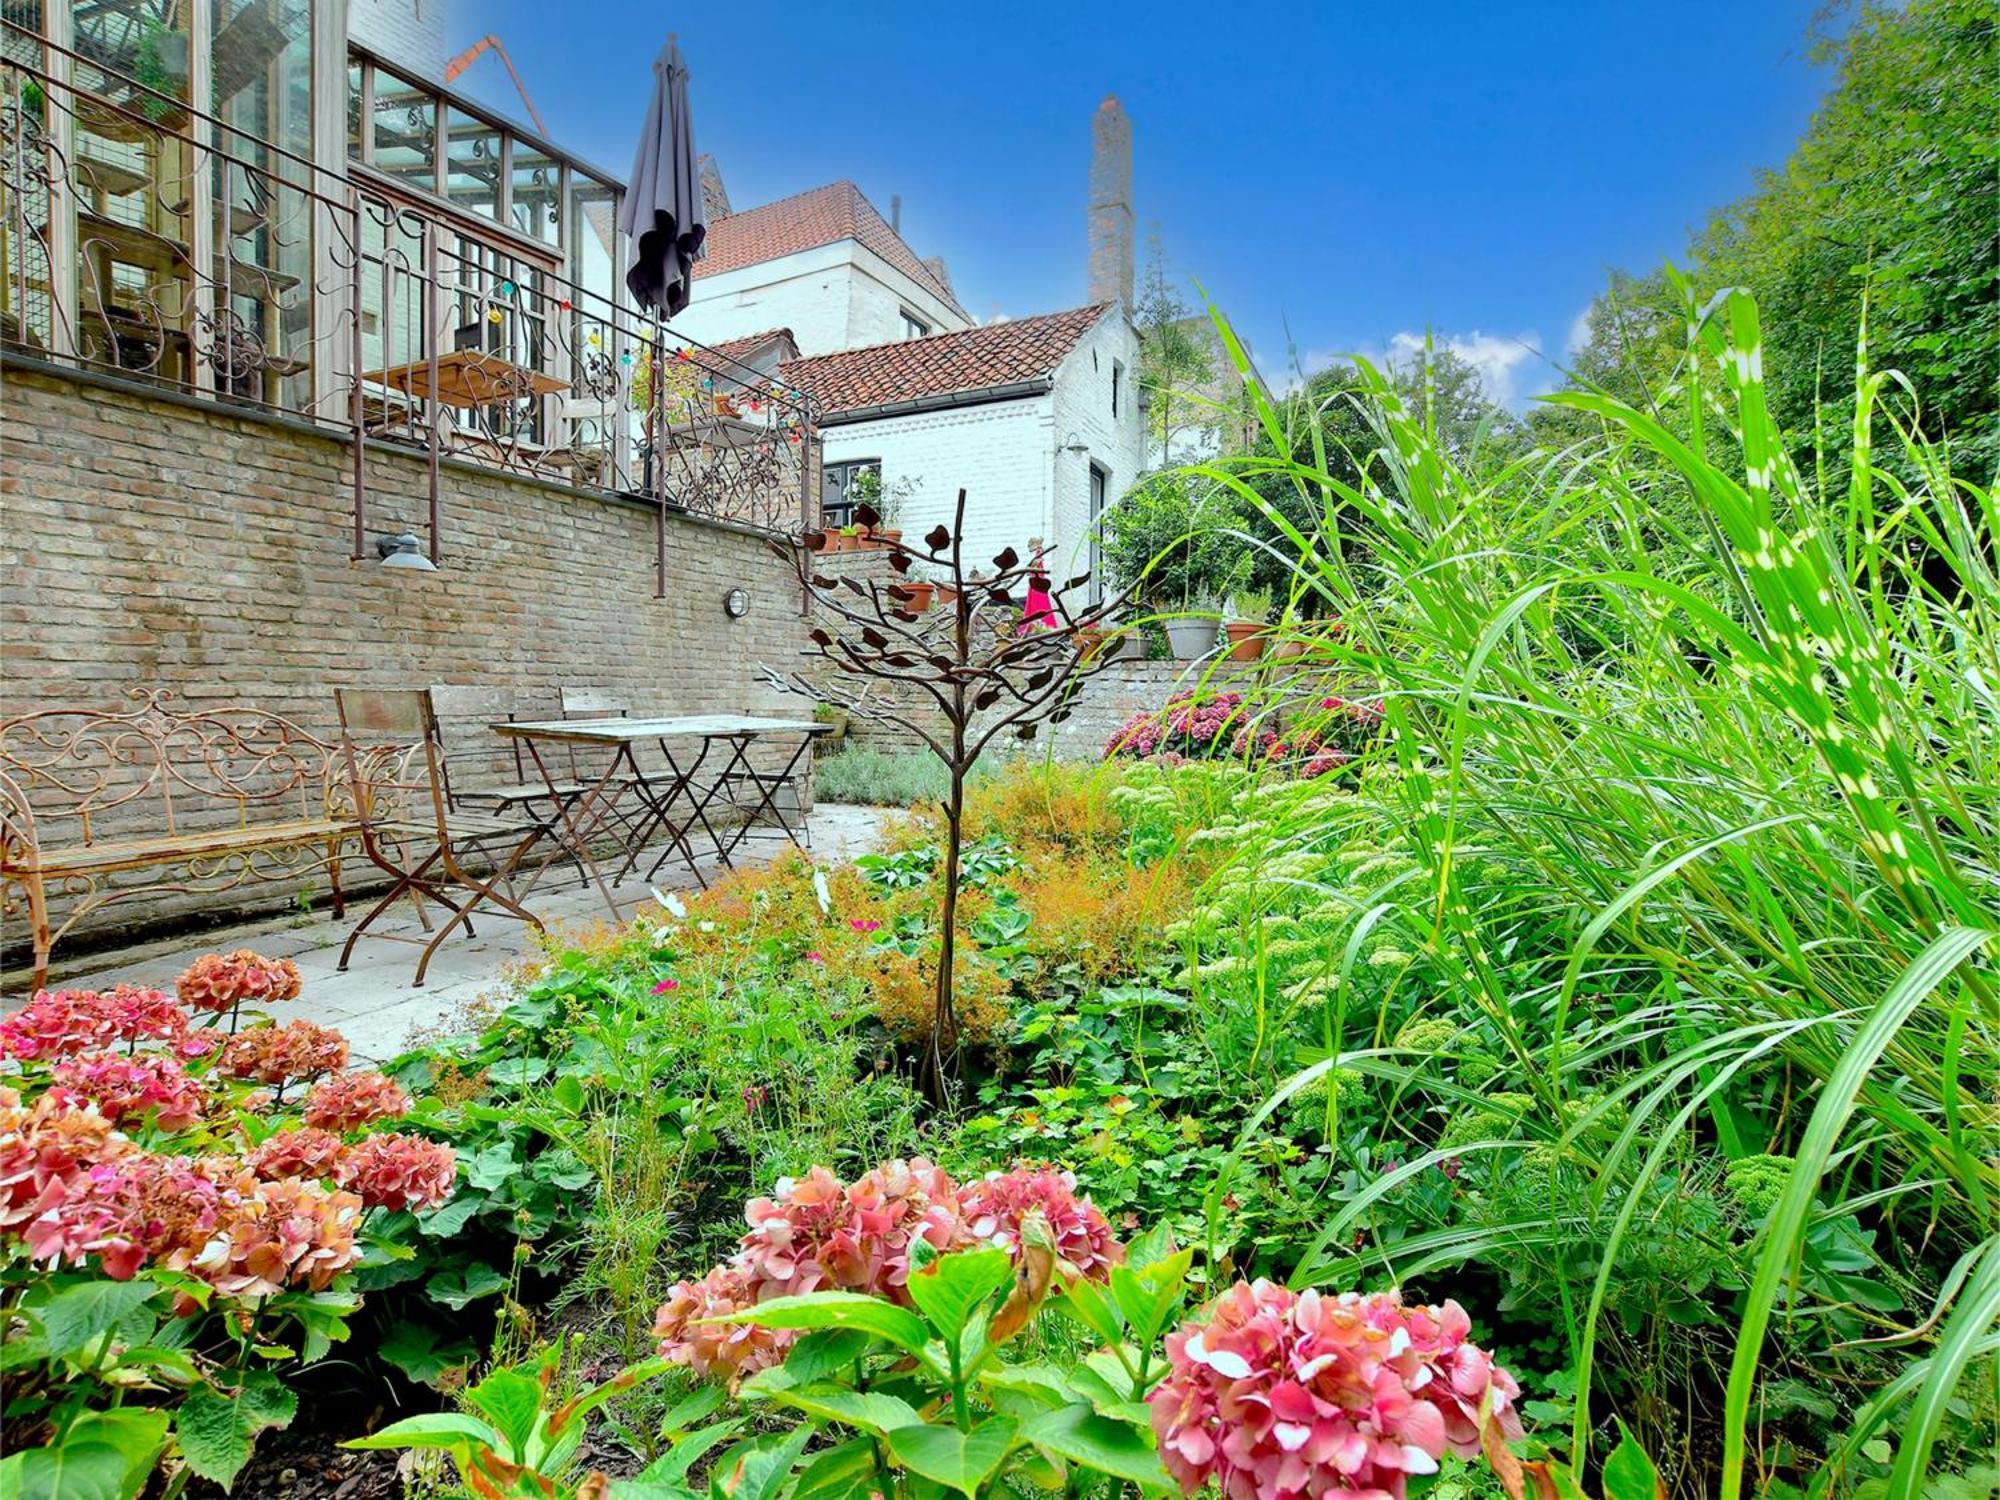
[[1134, 236, 1223, 464]]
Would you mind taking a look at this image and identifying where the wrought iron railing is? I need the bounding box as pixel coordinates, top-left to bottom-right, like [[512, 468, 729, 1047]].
[[0, 27, 817, 569]]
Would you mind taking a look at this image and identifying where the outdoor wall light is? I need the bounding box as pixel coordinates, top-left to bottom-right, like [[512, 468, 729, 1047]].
[[374, 533, 437, 572], [723, 587, 751, 618], [1061, 430, 1089, 456]]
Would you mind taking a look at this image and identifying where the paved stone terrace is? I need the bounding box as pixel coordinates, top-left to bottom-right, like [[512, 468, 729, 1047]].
[[15, 804, 888, 1063]]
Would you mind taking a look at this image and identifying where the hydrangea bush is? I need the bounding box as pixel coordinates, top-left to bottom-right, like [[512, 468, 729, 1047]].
[[0, 953, 459, 1495]]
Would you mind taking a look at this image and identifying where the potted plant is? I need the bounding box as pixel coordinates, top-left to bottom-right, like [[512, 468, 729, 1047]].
[[1164, 600, 1220, 660], [812, 701, 850, 752], [1224, 586, 1272, 661], [888, 579, 935, 612]]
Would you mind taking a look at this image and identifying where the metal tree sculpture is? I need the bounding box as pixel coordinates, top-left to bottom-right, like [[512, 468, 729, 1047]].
[[766, 489, 1136, 1097]]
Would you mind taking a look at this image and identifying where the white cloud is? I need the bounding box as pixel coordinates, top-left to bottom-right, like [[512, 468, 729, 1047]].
[[1383, 329, 1544, 411], [1565, 305, 1594, 357]]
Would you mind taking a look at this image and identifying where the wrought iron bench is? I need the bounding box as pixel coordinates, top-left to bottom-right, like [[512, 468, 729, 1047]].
[[0, 689, 365, 989]]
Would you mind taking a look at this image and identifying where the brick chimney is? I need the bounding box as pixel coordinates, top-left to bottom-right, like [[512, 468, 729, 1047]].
[[1087, 95, 1133, 310], [698, 154, 731, 219]]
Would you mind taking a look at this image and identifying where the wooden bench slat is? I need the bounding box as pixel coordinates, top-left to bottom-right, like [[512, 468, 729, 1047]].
[[25, 818, 356, 875]]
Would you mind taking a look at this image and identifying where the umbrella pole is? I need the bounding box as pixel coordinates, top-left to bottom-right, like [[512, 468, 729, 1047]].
[[654, 311, 667, 598]]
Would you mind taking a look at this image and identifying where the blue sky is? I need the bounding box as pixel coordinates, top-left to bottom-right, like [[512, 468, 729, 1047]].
[[447, 0, 1836, 408]]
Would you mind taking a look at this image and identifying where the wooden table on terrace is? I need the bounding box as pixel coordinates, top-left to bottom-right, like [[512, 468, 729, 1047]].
[[362, 349, 568, 409], [491, 715, 828, 918]]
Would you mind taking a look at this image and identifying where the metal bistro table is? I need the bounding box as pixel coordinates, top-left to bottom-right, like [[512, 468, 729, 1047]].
[[492, 714, 827, 917]]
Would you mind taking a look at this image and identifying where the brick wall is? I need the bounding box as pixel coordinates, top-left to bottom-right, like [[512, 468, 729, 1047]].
[[0, 364, 813, 953]]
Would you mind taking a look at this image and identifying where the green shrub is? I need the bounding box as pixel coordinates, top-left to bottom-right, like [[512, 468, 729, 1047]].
[[812, 745, 951, 807]]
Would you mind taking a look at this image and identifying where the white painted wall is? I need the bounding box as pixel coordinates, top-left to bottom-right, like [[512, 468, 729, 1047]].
[[348, 0, 447, 81], [819, 397, 1056, 573], [677, 242, 970, 357], [1049, 312, 1145, 588]]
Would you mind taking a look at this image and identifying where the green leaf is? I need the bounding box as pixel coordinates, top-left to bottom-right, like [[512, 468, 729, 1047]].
[[769, 1385, 920, 1437], [636, 1420, 740, 1486], [175, 1372, 298, 1488], [487, 1056, 549, 1089], [786, 1436, 880, 1500], [462, 1142, 520, 1191], [415, 1194, 483, 1238], [775, 1328, 873, 1386], [0, 1441, 133, 1500], [719, 1292, 930, 1356], [1109, 1251, 1191, 1349], [1021, 1402, 1170, 1488], [708, 1425, 813, 1500], [549, 1074, 586, 1113], [885, 1417, 1020, 1497], [1052, 1278, 1125, 1348], [36, 1281, 160, 1359], [1721, 926, 1992, 1499], [464, 1367, 543, 1462], [1602, 1421, 1664, 1500], [426, 1261, 511, 1311], [377, 1323, 478, 1387], [905, 1249, 1013, 1343], [342, 1412, 502, 1453]]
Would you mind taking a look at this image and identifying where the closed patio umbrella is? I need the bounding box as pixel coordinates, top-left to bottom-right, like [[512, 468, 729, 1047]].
[[619, 35, 706, 316]]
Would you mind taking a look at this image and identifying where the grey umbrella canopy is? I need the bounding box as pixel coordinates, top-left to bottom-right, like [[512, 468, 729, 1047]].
[[619, 37, 706, 317]]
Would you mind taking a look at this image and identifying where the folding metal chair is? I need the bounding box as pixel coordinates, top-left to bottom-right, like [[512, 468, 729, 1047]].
[[334, 688, 547, 987], [428, 685, 589, 891]]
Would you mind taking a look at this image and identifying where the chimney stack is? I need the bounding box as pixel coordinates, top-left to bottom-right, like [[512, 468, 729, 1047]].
[[891, 194, 902, 234], [698, 154, 731, 219], [1087, 95, 1133, 310]]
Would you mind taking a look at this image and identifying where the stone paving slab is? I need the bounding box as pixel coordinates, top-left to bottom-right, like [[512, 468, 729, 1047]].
[[10, 805, 888, 1063]]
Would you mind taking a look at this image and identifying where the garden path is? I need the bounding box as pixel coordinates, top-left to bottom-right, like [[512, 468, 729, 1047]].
[[21, 804, 889, 1062]]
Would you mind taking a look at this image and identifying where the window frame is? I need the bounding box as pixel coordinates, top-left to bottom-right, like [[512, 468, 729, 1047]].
[[822, 457, 882, 528], [899, 308, 931, 341]]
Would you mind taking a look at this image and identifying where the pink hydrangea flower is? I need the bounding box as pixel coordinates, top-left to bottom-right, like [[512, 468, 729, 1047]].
[[960, 1164, 1122, 1281], [247, 1127, 347, 1182], [215, 1021, 350, 1088], [187, 1172, 363, 1296], [22, 1152, 227, 1281], [651, 1263, 787, 1385], [176, 950, 303, 1015], [0, 1087, 134, 1230], [654, 1157, 1121, 1386], [49, 1051, 206, 1132], [1147, 1281, 1523, 1500], [1106, 691, 1247, 761], [653, 978, 680, 994], [335, 1132, 457, 1212], [302, 1071, 411, 1133], [0, 986, 189, 1062]]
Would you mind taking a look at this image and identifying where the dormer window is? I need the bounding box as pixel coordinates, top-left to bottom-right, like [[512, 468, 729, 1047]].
[[900, 310, 931, 340]]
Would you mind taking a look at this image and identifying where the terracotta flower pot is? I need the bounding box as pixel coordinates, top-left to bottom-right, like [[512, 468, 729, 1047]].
[[888, 580, 935, 612], [1224, 621, 1267, 662]]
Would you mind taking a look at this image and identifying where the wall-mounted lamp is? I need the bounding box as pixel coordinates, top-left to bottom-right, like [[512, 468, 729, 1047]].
[[723, 587, 751, 619], [374, 532, 437, 572], [1061, 431, 1090, 457]]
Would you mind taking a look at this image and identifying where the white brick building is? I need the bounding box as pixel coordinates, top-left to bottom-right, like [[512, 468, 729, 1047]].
[[783, 307, 1142, 583], [675, 98, 1146, 573]]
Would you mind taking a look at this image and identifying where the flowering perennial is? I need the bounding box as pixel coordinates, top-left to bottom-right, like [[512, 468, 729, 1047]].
[[216, 1021, 351, 1088], [50, 1051, 207, 1132], [176, 949, 303, 1014], [246, 1127, 347, 1182], [336, 1132, 458, 1212], [655, 1158, 1120, 1384], [1146, 1281, 1522, 1500], [302, 1071, 411, 1132], [0, 985, 189, 1061], [1105, 691, 1248, 762]]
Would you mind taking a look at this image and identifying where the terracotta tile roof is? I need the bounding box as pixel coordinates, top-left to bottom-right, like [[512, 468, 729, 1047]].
[[782, 305, 1111, 420], [694, 181, 967, 316]]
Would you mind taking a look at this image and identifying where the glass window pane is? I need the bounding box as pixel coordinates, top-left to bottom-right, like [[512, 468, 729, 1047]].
[[372, 73, 434, 194], [510, 143, 559, 245], [567, 174, 618, 308], [443, 107, 499, 219], [346, 59, 363, 158]]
